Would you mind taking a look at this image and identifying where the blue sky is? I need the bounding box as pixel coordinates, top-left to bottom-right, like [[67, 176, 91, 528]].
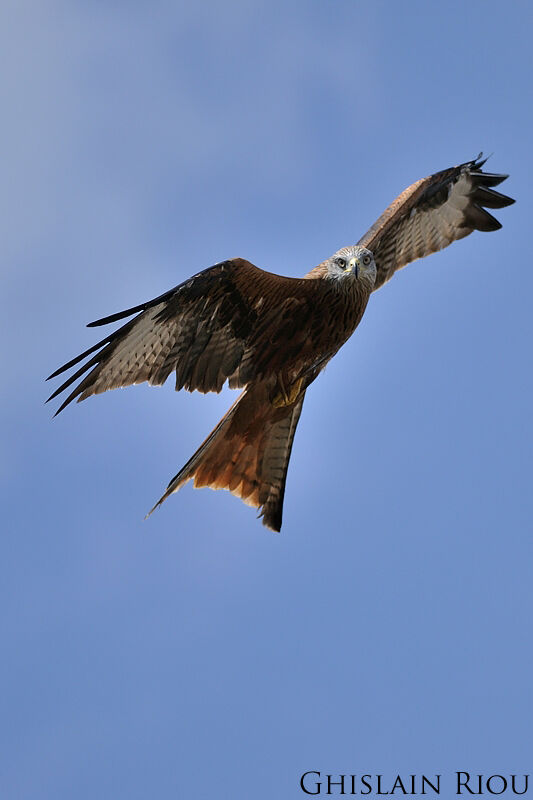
[[2, 1, 532, 798]]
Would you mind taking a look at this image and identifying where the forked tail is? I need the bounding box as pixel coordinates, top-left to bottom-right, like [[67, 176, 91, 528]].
[[147, 383, 305, 531]]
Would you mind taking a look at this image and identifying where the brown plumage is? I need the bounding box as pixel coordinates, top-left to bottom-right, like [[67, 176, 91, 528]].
[[358, 155, 514, 290], [149, 385, 307, 533], [47, 155, 514, 531]]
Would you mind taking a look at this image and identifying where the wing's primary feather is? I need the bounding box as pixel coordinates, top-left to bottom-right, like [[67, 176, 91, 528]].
[[358, 155, 514, 290]]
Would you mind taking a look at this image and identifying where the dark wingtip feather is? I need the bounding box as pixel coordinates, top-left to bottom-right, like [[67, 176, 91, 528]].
[[52, 394, 78, 417], [46, 333, 115, 381], [467, 159, 514, 231], [46, 379, 82, 410], [47, 313, 142, 413], [471, 171, 510, 188], [471, 152, 488, 170], [87, 304, 145, 327], [465, 204, 503, 232], [474, 186, 515, 209], [46, 383, 68, 404], [52, 403, 67, 418], [87, 283, 180, 327]]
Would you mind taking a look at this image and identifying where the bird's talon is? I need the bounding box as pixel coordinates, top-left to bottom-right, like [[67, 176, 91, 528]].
[[272, 378, 303, 407]]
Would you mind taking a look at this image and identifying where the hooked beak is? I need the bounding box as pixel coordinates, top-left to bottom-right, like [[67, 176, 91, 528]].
[[347, 257, 360, 277]]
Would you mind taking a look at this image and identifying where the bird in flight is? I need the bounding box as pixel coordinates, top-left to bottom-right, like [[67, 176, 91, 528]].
[[47, 155, 514, 531]]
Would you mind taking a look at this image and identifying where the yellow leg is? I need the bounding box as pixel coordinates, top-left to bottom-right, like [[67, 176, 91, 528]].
[[272, 377, 304, 408]]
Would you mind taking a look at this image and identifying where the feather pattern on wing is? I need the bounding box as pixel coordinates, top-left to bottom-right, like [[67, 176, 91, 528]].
[[46, 259, 361, 414], [357, 155, 514, 290]]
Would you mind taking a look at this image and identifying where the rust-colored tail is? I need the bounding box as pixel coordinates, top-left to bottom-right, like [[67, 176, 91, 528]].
[[147, 383, 305, 531]]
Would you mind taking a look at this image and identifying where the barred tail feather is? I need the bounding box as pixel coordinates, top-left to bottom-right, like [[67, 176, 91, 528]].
[[147, 383, 305, 531]]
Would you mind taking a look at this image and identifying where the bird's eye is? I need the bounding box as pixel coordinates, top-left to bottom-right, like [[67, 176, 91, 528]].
[[362, 254, 372, 266], [336, 257, 346, 269]]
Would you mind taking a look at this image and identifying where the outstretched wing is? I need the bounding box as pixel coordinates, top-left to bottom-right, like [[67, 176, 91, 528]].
[[358, 155, 515, 291], [46, 258, 324, 415]]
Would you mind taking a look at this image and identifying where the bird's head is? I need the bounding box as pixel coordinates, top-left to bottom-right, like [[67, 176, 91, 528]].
[[324, 245, 376, 289]]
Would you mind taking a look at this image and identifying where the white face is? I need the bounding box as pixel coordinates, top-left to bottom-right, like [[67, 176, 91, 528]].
[[327, 245, 376, 287]]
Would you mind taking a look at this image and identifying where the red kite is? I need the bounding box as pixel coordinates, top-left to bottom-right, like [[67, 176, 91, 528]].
[[47, 156, 514, 531]]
